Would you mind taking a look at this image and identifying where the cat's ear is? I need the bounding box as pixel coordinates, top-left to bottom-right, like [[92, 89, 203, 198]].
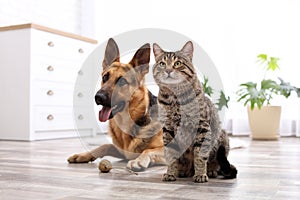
[[102, 38, 120, 70], [180, 41, 194, 61], [129, 43, 150, 77], [153, 43, 165, 61]]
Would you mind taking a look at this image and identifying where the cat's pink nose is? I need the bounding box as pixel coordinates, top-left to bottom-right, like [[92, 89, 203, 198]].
[[165, 69, 173, 75]]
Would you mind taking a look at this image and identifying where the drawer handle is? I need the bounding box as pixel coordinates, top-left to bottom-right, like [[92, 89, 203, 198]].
[[78, 70, 83, 75], [47, 115, 54, 121], [47, 90, 54, 96], [48, 41, 54, 47], [78, 48, 84, 53], [78, 115, 84, 120], [77, 92, 83, 97], [47, 65, 54, 71]]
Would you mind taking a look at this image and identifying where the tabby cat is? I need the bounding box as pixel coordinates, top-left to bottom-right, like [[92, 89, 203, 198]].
[[152, 41, 237, 183]]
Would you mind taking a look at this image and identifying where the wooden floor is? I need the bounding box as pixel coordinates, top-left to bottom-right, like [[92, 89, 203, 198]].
[[1, 136, 300, 200]]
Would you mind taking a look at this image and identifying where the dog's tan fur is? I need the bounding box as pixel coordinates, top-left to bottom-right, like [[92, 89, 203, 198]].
[[68, 39, 165, 171]]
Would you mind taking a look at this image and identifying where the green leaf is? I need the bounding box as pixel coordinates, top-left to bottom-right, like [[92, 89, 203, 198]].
[[261, 79, 278, 90], [267, 57, 280, 71], [256, 54, 280, 72], [250, 100, 255, 110], [256, 54, 268, 66], [202, 76, 214, 97], [237, 80, 266, 109], [237, 93, 249, 102], [216, 91, 230, 110], [278, 77, 300, 98], [240, 82, 257, 89], [296, 88, 300, 97], [244, 99, 250, 107], [257, 54, 267, 61]]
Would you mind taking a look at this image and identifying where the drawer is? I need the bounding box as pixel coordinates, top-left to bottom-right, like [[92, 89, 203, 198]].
[[31, 59, 79, 84], [73, 86, 95, 107], [31, 29, 94, 61], [32, 55, 81, 69], [32, 81, 73, 106], [34, 106, 74, 131], [31, 55, 93, 85], [32, 81, 92, 106], [73, 106, 95, 131], [34, 106, 92, 131]]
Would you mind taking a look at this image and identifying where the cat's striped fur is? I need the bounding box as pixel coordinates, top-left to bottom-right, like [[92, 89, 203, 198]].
[[152, 41, 237, 182]]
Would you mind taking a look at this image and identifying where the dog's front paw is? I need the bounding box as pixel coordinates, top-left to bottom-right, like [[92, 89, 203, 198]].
[[127, 156, 150, 171], [193, 174, 208, 183], [162, 173, 176, 182], [67, 152, 96, 163]]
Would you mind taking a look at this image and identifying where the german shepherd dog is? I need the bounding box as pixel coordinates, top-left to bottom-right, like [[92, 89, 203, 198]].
[[68, 38, 165, 171]]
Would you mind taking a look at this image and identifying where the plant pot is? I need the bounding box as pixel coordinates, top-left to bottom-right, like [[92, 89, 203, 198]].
[[247, 106, 281, 140]]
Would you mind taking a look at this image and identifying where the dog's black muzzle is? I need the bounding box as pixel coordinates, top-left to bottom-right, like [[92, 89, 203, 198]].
[[95, 90, 110, 106]]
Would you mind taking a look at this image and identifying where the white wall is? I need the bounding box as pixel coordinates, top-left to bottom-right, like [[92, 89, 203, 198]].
[[93, 0, 300, 87], [1, 0, 299, 135], [0, 0, 83, 35], [93, 0, 300, 135]]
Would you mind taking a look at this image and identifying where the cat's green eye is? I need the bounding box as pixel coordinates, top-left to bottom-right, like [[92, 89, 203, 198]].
[[159, 61, 166, 68], [174, 61, 182, 67]]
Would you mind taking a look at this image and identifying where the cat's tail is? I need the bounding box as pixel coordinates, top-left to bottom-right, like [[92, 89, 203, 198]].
[[217, 145, 238, 179]]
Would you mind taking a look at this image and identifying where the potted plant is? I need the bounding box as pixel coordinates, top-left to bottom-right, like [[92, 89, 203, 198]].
[[237, 54, 300, 140]]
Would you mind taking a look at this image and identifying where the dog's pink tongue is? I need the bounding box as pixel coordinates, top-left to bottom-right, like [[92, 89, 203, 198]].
[[99, 107, 112, 122]]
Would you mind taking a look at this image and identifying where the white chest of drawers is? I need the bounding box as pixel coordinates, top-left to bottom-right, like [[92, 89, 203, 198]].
[[0, 24, 98, 140]]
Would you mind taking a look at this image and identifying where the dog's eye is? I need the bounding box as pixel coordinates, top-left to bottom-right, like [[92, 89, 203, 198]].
[[116, 77, 128, 87], [159, 61, 166, 68], [174, 61, 182, 68], [102, 73, 109, 83]]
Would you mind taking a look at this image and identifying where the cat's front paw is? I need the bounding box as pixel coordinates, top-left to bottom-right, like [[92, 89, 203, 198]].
[[193, 174, 208, 183], [162, 173, 176, 182], [207, 170, 218, 178]]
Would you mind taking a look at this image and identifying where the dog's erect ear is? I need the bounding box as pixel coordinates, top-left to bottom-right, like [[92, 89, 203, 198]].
[[153, 43, 164, 62], [102, 38, 120, 70], [180, 41, 194, 61], [129, 43, 150, 77]]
